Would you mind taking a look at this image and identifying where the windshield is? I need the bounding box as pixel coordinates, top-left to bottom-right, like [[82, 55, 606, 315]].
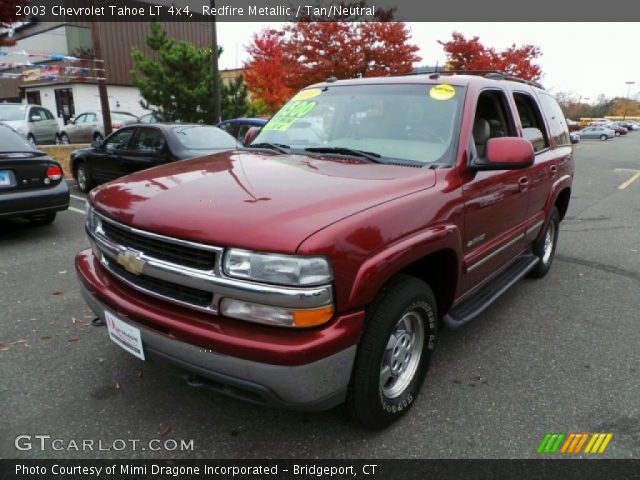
[[0, 105, 28, 121], [172, 125, 238, 150], [112, 112, 139, 123], [252, 83, 464, 165]]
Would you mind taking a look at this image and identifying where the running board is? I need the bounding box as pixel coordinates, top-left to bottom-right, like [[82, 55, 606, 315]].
[[442, 254, 539, 330]]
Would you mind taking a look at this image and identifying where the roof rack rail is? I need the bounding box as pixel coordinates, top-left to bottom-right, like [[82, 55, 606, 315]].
[[421, 69, 545, 90]]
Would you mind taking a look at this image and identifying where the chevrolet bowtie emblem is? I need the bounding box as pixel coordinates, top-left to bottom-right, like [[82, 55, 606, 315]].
[[116, 250, 145, 275]]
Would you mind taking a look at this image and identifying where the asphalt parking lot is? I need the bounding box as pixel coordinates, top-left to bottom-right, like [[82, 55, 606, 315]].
[[1, 134, 639, 460]]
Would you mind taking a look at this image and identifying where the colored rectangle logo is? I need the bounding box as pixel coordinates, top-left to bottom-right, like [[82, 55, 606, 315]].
[[537, 433, 612, 454]]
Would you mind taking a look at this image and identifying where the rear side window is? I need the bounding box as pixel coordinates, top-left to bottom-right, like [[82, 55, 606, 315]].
[[537, 93, 571, 146], [134, 128, 166, 153], [513, 92, 549, 153]]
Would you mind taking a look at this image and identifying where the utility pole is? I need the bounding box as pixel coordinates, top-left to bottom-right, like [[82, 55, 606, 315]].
[[90, 21, 112, 137], [210, 0, 221, 123], [623, 81, 635, 120]]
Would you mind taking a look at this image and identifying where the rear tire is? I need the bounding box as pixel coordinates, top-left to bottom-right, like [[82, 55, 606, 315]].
[[615, 131, 621, 137], [60, 133, 70, 144], [600, 134, 608, 141], [528, 207, 560, 278], [29, 213, 56, 225], [76, 161, 95, 193], [348, 275, 438, 430], [93, 133, 103, 142]]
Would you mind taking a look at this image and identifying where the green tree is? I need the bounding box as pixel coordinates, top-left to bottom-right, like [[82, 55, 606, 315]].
[[131, 23, 252, 122]]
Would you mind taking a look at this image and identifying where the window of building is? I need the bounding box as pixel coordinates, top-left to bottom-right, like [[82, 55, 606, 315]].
[[55, 88, 75, 122]]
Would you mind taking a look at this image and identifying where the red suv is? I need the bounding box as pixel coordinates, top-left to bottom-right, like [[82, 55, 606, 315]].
[[76, 73, 574, 429]]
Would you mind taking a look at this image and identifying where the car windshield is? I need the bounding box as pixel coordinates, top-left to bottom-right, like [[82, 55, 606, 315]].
[[112, 112, 138, 122], [0, 105, 28, 121], [171, 125, 238, 150], [252, 83, 465, 165], [0, 124, 37, 152]]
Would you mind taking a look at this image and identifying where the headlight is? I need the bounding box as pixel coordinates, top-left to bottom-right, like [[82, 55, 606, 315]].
[[223, 249, 332, 286], [85, 203, 102, 232]]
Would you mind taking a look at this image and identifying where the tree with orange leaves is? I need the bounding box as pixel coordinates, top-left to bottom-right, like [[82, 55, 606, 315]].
[[243, 30, 293, 114], [439, 32, 542, 81], [243, 8, 421, 112]]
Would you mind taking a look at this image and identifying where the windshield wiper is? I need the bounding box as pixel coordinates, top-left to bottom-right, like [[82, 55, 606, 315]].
[[304, 147, 384, 163], [245, 142, 290, 154]]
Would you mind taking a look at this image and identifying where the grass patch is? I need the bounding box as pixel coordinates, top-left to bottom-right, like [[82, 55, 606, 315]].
[[39, 145, 89, 179]]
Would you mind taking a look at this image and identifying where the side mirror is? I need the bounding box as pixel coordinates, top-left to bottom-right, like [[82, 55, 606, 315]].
[[91, 138, 104, 149], [470, 137, 534, 171], [243, 126, 261, 146]]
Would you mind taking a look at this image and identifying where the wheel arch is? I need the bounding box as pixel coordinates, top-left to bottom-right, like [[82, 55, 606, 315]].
[[347, 225, 461, 318]]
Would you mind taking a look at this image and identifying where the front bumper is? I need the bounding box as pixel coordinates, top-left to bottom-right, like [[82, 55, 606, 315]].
[[0, 180, 70, 219], [76, 249, 364, 410]]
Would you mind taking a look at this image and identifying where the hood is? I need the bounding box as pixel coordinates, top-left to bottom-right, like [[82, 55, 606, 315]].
[[90, 151, 436, 252], [2, 120, 26, 131]]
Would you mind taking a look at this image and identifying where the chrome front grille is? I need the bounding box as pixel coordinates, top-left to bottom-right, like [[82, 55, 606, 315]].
[[87, 210, 333, 315], [106, 258, 214, 308], [101, 220, 216, 271]]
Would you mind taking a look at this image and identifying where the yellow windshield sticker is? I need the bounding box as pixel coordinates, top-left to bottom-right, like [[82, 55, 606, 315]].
[[263, 100, 317, 132], [429, 84, 456, 100], [292, 88, 322, 101]]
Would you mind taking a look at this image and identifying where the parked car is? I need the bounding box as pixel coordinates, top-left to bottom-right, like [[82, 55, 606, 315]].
[[76, 73, 574, 429], [607, 124, 628, 136], [565, 119, 582, 132], [576, 126, 615, 140], [70, 123, 240, 192], [217, 117, 267, 144], [140, 113, 160, 124], [570, 132, 581, 144], [0, 103, 60, 146], [60, 111, 139, 144], [0, 123, 69, 224]]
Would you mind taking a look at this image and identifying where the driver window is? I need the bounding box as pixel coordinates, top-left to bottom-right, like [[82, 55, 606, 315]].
[[104, 128, 135, 153], [473, 90, 515, 157]]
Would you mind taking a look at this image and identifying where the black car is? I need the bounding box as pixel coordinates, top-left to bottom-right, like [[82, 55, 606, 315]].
[[70, 123, 240, 193], [0, 123, 69, 225]]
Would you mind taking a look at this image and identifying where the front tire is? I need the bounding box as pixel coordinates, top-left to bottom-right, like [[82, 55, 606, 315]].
[[528, 207, 560, 278], [76, 161, 95, 193], [27, 134, 36, 146], [60, 133, 70, 144], [348, 275, 438, 430]]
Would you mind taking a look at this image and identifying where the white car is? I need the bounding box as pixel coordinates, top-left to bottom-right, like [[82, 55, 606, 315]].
[[0, 103, 60, 146]]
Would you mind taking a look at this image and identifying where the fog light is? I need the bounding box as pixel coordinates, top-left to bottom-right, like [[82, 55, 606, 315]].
[[220, 298, 333, 328]]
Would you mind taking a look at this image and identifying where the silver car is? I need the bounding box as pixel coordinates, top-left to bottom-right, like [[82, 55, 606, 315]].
[[576, 126, 615, 141], [0, 103, 60, 146], [60, 111, 140, 144]]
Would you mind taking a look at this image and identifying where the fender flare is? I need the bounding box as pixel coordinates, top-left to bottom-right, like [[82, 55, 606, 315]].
[[347, 224, 462, 310]]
